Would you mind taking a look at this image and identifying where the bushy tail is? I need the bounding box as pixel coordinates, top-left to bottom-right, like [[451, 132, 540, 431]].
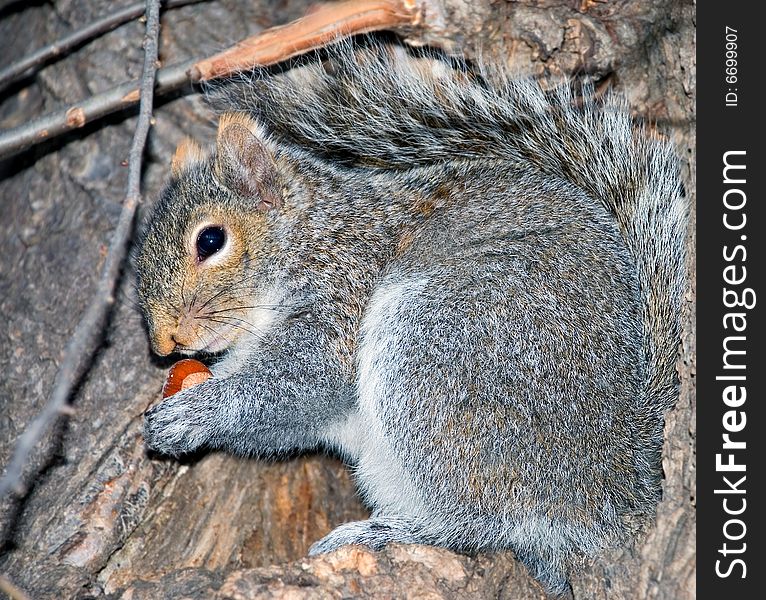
[[210, 39, 689, 419]]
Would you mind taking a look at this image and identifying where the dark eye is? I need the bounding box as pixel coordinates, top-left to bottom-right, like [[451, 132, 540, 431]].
[[196, 226, 226, 261]]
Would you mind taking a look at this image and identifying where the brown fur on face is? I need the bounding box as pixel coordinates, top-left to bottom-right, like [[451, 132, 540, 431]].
[[171, 137, 206, 177]]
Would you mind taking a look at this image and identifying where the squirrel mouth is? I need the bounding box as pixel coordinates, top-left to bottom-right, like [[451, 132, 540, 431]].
[[198, 330, 236, 354]]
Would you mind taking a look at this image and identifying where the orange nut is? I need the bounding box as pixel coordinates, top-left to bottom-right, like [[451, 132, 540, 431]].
[[162, 358, 212, 398]]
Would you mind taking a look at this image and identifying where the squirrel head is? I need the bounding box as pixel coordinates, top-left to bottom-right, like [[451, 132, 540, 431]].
[[134, 113, 283, 357]]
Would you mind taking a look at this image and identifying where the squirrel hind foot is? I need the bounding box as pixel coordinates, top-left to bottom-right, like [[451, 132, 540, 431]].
[[308, 517, 429, 556], [311, 517, 575, 598]]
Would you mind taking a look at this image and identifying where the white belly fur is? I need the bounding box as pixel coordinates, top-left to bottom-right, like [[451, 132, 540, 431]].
[[325, 277, 430, 520]]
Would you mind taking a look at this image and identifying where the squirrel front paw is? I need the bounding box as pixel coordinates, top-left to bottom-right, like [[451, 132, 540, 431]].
[[143, 387, 214, 456]]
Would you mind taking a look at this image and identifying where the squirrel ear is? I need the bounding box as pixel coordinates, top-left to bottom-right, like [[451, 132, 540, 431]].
[[214, 113, 281, 211], [170, 137, 205, 177]]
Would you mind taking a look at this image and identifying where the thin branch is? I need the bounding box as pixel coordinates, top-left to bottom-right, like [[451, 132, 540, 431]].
[[0, 59, 193, 161], [190, 0, 424, 81], [0, 0, 430, 161], [0, 576, 32, 600], [0, 0, 162, 500], [0, 0, 208, 91]]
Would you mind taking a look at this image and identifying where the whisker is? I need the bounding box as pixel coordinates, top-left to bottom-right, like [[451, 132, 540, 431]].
[[119, 296, 144, 313], [206, 288, 292, 310], [207, 316, 261, 335], [180, 274, 188, 311], [210, 313, 261, 328], [197, 284, 237, 312], [203, 304, 292, 316], [207, 317, 270, 345], [196, 321, 222, 347]]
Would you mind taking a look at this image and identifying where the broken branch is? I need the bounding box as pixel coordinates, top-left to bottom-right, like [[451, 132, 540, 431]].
[[0, 0, 431, 161], [0, 0, 162, 500], [190, 0, 424, 81], [0, 59, 192, 161], [0, 0, 208, 91]]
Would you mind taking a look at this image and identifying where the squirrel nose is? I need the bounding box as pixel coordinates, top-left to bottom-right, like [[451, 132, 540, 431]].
[[153, 333, 178, 356]]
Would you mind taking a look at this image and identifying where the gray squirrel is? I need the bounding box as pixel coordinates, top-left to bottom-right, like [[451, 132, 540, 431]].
[[134, 40, 688, 596]]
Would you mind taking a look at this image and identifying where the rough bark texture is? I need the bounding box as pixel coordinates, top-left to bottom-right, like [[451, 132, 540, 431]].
[[0, 0, 695, 598]]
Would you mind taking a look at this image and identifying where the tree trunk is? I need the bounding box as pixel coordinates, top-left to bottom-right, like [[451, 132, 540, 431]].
[[0, 0, 695, 598]]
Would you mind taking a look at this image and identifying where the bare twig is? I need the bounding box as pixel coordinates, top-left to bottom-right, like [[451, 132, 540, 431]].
[[0, 59, 193, 161], [0, 0, 207, 91], [0, 0, 430, 161], [0, 0, 162, 500], [0, 576, 32, 600], [190, 0, 424, 81]]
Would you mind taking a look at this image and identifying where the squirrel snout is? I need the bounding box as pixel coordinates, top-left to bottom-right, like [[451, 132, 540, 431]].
[[151, 313, 204, 356], [152, 333, 178, 357], [150, 321, 185, 356]]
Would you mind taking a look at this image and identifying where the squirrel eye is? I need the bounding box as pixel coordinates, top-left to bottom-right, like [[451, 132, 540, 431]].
[[196, 226, 226, 261]]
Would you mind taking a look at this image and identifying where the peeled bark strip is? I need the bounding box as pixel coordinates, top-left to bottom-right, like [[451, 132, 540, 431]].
[[190, 0, 429, 81]]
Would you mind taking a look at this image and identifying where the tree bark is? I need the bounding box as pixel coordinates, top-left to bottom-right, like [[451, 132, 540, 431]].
[[0, 0, 695, 598]]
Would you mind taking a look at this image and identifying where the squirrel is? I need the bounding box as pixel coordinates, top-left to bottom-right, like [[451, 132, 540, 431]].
[[133, 40, 688, 597]]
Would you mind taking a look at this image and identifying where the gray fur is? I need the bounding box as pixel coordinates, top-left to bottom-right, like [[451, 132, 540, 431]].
[[134, 40, 687, 597]]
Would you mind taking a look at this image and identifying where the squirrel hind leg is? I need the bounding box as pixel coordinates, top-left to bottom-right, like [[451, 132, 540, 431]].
[[308, 516, 430, 556]]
